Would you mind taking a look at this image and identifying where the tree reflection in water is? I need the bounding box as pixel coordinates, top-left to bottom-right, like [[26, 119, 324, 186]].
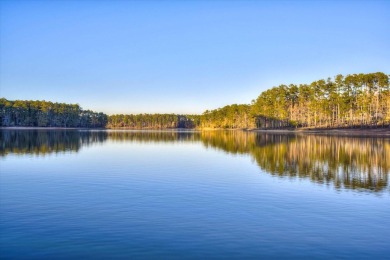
[[1, 129, 389, 192]]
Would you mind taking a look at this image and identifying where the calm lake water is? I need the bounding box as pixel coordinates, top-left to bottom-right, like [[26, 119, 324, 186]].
[[1, 130, 389, 258]]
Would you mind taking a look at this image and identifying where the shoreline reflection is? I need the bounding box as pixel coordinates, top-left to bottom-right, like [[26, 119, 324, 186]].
[[1, 130, 388, 192]]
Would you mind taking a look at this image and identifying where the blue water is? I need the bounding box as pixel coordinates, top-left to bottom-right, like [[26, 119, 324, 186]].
[[0, 130, 389, 258]]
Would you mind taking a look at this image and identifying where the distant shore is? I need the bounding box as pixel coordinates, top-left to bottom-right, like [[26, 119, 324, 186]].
[[0, 127, 104, 130], [1, 126, 389, 136], [249, 128, 390, 137]]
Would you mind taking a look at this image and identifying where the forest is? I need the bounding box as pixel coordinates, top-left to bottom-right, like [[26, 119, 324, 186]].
[[107, 114, 200, 129], [0, 99, 107, 128], [252, 72, 390, 129], [1, 72, 389, 129], [108, 72, 390, 129]]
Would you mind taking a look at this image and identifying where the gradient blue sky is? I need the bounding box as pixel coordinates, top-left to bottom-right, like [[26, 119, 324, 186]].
[[1, 0, 389, 114]]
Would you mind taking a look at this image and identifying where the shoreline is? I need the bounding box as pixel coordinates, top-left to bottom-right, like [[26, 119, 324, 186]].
[[1, 126, 389, 136], [248, 128, 390, 137], [0, 126, 104, 130]]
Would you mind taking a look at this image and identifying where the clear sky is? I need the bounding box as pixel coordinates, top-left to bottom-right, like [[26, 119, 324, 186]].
[[0, 0, 389, 115]]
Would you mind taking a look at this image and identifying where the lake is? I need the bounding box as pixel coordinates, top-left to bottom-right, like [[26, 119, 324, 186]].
[[1, 129, 389, 258]]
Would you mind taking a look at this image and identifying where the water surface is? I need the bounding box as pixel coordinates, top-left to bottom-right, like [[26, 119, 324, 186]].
[[1, 130, 389, 258]]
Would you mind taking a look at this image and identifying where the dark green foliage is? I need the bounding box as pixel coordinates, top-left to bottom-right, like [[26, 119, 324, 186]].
[[0, 99, 107, 128], [107, 114, 200, 129]]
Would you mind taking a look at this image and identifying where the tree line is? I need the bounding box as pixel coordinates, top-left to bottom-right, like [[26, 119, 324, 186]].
[[0, 99, 107, 128], [1, 72, 389, 129], [112, 71, 388, 130], [199, 72, 390, 129], [106, 104, 253, 129], [107, 114, 199, 129], [252, 72, 390, 128]]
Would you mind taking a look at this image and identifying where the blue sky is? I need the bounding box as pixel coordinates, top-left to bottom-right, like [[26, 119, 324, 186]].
[[1, 0, 389, 115]]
